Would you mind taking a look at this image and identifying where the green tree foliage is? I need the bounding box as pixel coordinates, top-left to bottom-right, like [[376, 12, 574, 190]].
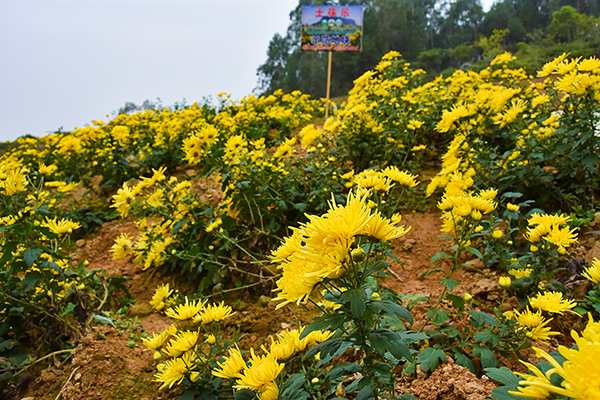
[[256, 0, 600, 97]]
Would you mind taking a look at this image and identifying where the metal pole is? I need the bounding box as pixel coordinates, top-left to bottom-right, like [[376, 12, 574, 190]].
[[325, 50, 332, 121]]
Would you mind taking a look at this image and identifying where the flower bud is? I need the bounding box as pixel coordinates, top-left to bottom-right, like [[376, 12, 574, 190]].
[[463, 292, 473, 302], [206, 334, 216, 345], [499, 276, 512, 289], [351, 247, 366, 263], [311, 377, 320, 384], [471, 210, 482, 220], [492, 230, 503, 239]]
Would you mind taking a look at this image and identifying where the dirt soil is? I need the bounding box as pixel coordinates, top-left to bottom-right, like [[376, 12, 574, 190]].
[[14, 202, 595, 400]]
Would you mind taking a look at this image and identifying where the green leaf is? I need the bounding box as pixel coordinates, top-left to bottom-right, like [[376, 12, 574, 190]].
[[343, 288, 366, 318], [418, 347, 447, 372], [373, 300, 414, 324], [469, 311, 497, 328], [430, 252, 451, 264], [473, 345, 497, 368], [440, 278, 460, 291], [20, 271, 44, 292], [485, 367, 521, 388], [23, 249, 43, 268], [345, 375, 370, 394], [0, 242, 17, 267], [474, 330, 500, 346], [233, 389, 256, 400], [172, 220, 186, 235], [327, 363, 363, 380], [427, 309, 450, 325], [356, 385, 374, 400], [419, 268, 444, 280], [452, 349, 476, 374], [445, 293, 465, 313], [369, 329, 412, 361], [280, 372, 309, 400], [299, 314, 344, 339], [0, 339, 14, 351], [293, 203, 307, 212], [178, 389, 200, 400], [60, 302, 77, 317], [501, 192, 523, 199], [465, 246, 483, 260], [92, 313, 116, 328]]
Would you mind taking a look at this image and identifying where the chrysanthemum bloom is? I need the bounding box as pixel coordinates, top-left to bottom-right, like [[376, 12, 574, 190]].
[[212, 345, 246, 379], [155, 352, 198, 390], [138, 167, 167, 189], [38, 163, 57, 176], [142, 330, 171, 351], [512, 315, 600, 399], [382, 166, 419, 188], [163, 330, 200, 357], [149, 283, 173, 311], [268, 333, 297, 361], [529, 291, 577, 314], [514, 307, 545, 329], [363, 212, 410, 242], [255, 381, 279, 400], [111, 182, 136, 218], [234, 349, 284, 394], [194, 302, 235, 324], [42, 217, 81, 235], [525, 321, 561, 343], [299, 124, 322, 149], [352, 170, 392, 192], [110, 233, 134, 261], [508, 268, 533, 279], [508, 361, 553, 398], [166, 297, 204, 321], [1, 167, 27, 195], [583, 258, 600, 284]]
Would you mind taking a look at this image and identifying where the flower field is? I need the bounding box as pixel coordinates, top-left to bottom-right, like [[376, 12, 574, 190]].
[[2, 51, 600, 399]]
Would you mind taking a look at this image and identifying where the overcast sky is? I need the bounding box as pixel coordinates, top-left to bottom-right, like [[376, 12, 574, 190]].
[[0, 0, 495, 143]]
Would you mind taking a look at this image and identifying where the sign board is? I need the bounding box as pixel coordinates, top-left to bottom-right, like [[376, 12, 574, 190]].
[[301, 5, 363, 51]]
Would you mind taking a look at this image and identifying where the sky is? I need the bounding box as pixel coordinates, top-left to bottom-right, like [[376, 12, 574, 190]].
[[0, 0, 496, 143]]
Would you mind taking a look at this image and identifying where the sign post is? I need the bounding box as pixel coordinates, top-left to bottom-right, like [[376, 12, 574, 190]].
[[300, 5, 363, 119]]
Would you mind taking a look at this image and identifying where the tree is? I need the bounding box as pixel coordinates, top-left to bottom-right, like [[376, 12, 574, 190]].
[[440, 0, 485, 48], [549, 5, 594, 45]]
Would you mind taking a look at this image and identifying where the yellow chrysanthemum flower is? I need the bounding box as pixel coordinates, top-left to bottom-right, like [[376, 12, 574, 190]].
[[165, 297, 204, 321], [234, 349, 283, 393], [382, 166, 419, 187], [194, 302, 235, 324], [529, 291, 576, 315], [155, 351, 198, 390], [212, 345, 246, 379], [163, 330, 200, 358], [142, 330, 171, 351], [149, 283, 173, 311], [111, 182, 136, 218], [583, 258, 600, 284], [110, 232, 134, 260], [363, 212, 410, 241], [514, 321, 600, 399], [508, 268, 533, 279], [42, 217, 81, 235]]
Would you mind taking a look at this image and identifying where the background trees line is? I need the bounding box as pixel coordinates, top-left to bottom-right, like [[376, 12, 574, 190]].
[[256, 0, 600, 98]]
